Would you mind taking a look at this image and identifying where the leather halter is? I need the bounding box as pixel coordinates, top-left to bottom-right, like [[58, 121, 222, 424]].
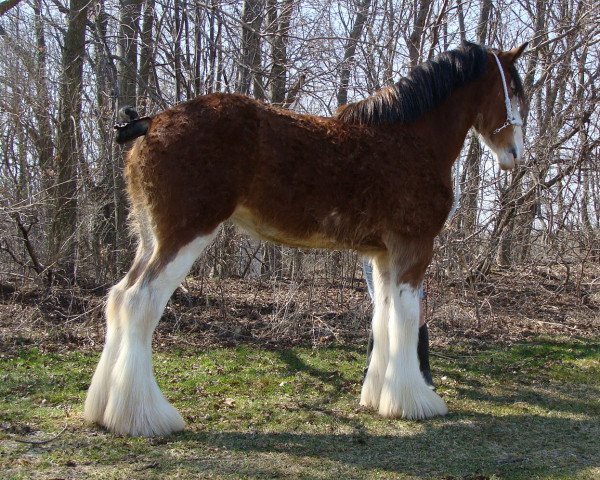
[[491, 53, 523, 135]]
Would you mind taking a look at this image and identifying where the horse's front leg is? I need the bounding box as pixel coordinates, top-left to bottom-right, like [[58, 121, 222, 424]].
[[360, 255, 391, 409], [378, 257, 447, 419]]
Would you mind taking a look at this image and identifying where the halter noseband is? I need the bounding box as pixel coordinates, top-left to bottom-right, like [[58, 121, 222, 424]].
[[491, 52, 522, 135]]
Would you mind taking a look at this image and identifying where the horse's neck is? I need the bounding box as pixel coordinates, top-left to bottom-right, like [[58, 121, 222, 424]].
[[421, 81, 482, 170]]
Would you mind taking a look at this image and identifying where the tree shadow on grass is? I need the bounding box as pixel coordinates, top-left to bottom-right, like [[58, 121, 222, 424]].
[[442, 338, 600, 417], [13, 409, 599, 479], [164, 411, 600, 479], [276, 349, 353, 389], [163, 339, 600, 478]]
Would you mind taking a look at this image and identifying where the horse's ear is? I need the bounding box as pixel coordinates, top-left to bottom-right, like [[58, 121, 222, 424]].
[[507, 42, 528, 62]]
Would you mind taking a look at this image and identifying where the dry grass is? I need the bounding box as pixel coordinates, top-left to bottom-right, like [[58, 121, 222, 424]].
[[0, 263, 598, 356]]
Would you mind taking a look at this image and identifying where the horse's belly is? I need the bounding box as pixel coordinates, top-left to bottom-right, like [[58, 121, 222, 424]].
[[231, 206, 357, 250]]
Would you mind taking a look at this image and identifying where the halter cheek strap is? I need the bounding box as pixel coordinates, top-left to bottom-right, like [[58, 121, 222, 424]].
[[491, 52, 523, 135]]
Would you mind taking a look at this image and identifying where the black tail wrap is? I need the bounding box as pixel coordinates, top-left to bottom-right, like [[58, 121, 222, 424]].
[[114, 117, 152, 144]]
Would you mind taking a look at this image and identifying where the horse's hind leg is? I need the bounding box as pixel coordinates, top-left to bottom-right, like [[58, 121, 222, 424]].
[[99, 232, 217, 436], [85, 224, 217, 436], [378, 239, 448, 419], [360, 254, 391, 410], [85, 212, 154, 425]]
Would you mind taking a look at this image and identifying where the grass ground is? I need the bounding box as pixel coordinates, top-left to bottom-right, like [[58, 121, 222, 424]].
[[1, 336, 599, 479]]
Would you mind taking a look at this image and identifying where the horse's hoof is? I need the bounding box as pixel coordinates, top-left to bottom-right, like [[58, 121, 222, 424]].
[[378, 378, 448, 419]]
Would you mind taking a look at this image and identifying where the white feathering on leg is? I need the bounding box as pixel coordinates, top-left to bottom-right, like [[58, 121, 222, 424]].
[[89, 233, 216, 436], [378, 282, 448, 419], [360, 256, 390, 410], [84, 280, 126, 425]]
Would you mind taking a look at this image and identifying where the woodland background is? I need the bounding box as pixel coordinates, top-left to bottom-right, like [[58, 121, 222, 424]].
[[0, 0, 599, 344]]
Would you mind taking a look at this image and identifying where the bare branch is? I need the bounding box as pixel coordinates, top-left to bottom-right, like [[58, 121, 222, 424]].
[[0, 0, 25, 16]]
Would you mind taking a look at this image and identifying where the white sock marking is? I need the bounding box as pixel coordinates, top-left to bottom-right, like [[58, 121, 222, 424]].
[[360, 257, 390, 409]]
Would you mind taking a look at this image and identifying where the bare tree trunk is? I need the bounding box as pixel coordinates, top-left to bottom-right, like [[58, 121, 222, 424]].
[[476, 0, 492, 44], [268, 0, 293, 106], [336, 0, 371, 106], [458, 0, 491, 237], [118, 0, 142, 110], [193, 0, 204, 96], [496, 185, 521, 267], [459, 138, 481, 235], [206, 0, 221, 94], [579, 48, 595, 252], [381, 0, 397, 86], [237, 0, 265, 97], [139, 0, 156, 110], [407, 0, 432, 67], [49, 0, 89, 283], [92, 0, 119, 281], [173, 0, 184, 102], [32, 0, 54, 199], [455, 0, 465, 42], [217, 223, 237, 277], [114, 0, 143, 272]]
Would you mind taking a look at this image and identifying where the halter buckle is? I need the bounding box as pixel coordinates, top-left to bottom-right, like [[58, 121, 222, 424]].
[[492, 117, 523, 135]]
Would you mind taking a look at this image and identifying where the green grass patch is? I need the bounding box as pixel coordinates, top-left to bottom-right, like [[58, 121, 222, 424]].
[[1, 337, 599, 479]]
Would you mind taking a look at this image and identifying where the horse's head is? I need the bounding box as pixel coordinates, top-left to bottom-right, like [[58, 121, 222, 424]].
[[474, 43, 528, 171]]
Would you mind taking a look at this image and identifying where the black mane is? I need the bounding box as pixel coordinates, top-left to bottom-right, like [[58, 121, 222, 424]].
[[337, 42, 489, 125]]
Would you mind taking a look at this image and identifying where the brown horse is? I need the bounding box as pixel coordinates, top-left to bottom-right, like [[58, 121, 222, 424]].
[[85, 41, 528, 436]]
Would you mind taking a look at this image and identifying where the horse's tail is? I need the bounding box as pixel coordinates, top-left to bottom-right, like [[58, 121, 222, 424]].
[[114, 106, 153, 144]]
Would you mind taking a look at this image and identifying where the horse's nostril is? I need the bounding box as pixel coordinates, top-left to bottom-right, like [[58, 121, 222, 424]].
[[509, 147, 517, 160]]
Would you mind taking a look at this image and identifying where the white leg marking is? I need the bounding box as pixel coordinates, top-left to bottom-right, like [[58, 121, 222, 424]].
[[378, 282, 448, 419], [91, 233, 215, 436], [84, 279, 126, 424], [360, 257, 390, 410], [85, 236, 153, 425]]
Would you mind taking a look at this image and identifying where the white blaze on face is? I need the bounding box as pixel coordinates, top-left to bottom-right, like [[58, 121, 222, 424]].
[[481, 96, 524, 171], [510, 96, 524, 158]]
